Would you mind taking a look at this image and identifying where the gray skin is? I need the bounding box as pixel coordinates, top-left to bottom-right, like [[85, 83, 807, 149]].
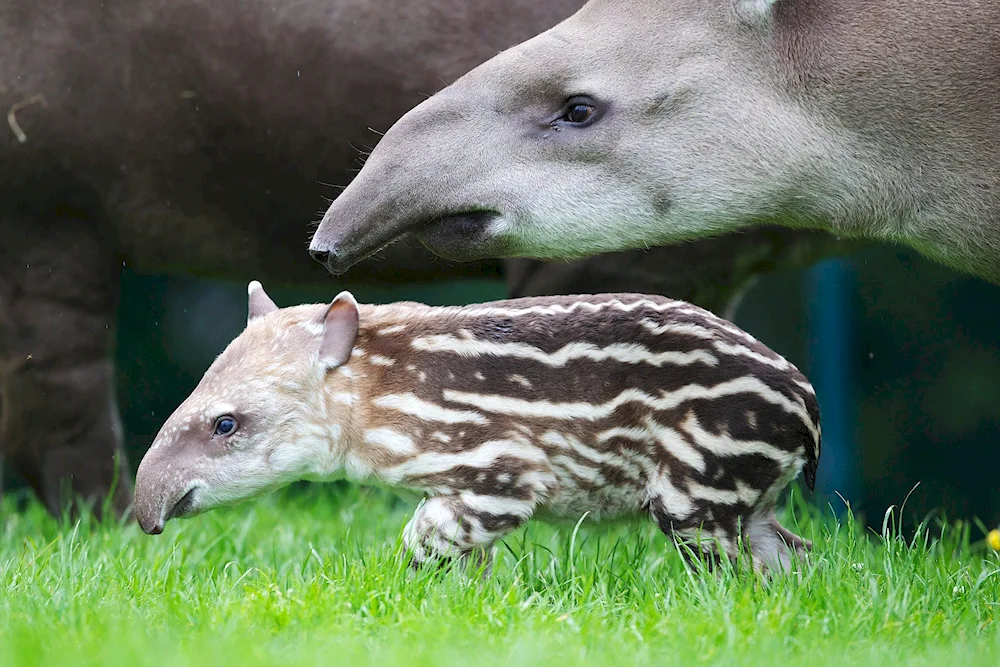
[[309, 0, 1000, 285], [0, 0, 843, 518]]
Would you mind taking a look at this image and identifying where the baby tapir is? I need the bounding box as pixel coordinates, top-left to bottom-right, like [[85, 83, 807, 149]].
[[134, 282, 821, 574]]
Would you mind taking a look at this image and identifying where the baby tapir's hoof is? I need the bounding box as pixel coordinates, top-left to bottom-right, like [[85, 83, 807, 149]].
[[745, 512, 812, 575]]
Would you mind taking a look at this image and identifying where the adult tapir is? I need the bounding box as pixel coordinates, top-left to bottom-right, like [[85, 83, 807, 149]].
[[0, 0, 842, 518], [311, 0, 1000, 285]]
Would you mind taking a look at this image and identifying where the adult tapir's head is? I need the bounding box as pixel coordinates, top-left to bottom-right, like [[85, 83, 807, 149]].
[[133, 282, 360, 535], [309, 0, 867, 274]]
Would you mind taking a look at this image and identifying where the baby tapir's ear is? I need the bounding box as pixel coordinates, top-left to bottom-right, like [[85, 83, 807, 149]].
[[247, 280, 279, 324], [319, 291, 360, 369]]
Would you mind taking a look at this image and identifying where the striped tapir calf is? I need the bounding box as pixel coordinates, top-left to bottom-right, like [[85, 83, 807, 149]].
[[134, 282, 821, 574]]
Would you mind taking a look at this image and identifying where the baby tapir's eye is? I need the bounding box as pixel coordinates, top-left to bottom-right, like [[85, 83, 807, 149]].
[[214, 416, 237, 437]]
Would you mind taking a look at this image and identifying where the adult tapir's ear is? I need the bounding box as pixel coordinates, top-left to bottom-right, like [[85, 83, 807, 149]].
[[735, 0, 782, 24], [247, 280, 279, 324], [319, 291, 360, 369]]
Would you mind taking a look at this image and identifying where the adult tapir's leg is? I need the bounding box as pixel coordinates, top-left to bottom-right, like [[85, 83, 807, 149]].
[[0, 207, 132, 518]]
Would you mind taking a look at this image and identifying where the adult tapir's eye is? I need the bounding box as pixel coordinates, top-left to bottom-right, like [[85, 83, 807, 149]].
[[566, 104, 593, 124], [214, 416, 237, 437], [555, 96, 599, 127]]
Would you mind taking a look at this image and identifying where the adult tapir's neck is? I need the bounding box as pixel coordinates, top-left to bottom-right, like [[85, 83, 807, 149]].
[[773, 0, 1000, 145], [767, 0, 1000, 274]]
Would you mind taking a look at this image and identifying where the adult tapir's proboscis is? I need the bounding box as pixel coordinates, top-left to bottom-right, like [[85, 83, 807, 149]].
[[0, 0, 845, 517], [311, 0, 1000, 284]]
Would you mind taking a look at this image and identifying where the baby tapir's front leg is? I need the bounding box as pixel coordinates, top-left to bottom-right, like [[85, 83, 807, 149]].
[[402, 494, 534, 573]]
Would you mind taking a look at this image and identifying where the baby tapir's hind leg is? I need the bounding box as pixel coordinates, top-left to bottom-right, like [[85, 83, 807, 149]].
[[744, 511, 812, 574], [402, 494, 532, 574]]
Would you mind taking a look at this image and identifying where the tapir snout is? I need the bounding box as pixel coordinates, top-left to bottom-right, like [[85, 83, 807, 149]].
[[132, 398, 228, 535], [308, 87, 524, 275], [133, 447, 204, 535]]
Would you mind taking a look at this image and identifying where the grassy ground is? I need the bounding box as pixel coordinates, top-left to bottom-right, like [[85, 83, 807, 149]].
[[2, 484, 998, 666]]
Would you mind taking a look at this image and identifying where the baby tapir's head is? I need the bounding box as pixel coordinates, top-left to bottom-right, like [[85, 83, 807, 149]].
[[134, 281, 360, 535]]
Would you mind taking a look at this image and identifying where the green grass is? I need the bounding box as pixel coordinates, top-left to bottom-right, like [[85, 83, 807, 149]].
[[2, 485, 999, 666]]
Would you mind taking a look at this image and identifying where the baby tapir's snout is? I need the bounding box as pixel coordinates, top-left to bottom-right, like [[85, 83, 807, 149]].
[[134, 397, 229, 535], [135, 281, 821, 576], [134, 433, 202, 535]]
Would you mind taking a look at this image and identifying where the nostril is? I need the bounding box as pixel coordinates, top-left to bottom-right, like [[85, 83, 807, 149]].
[[137, 514, 164, 535], [309, 247, 330, 264]]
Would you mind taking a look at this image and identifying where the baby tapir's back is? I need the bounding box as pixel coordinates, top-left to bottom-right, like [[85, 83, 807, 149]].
[[354, 293, 820, 528]]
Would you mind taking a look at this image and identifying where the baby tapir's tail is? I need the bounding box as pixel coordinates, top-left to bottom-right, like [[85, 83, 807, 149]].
[[803, 435, 819, 491], [802, 392, 821, 491]]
